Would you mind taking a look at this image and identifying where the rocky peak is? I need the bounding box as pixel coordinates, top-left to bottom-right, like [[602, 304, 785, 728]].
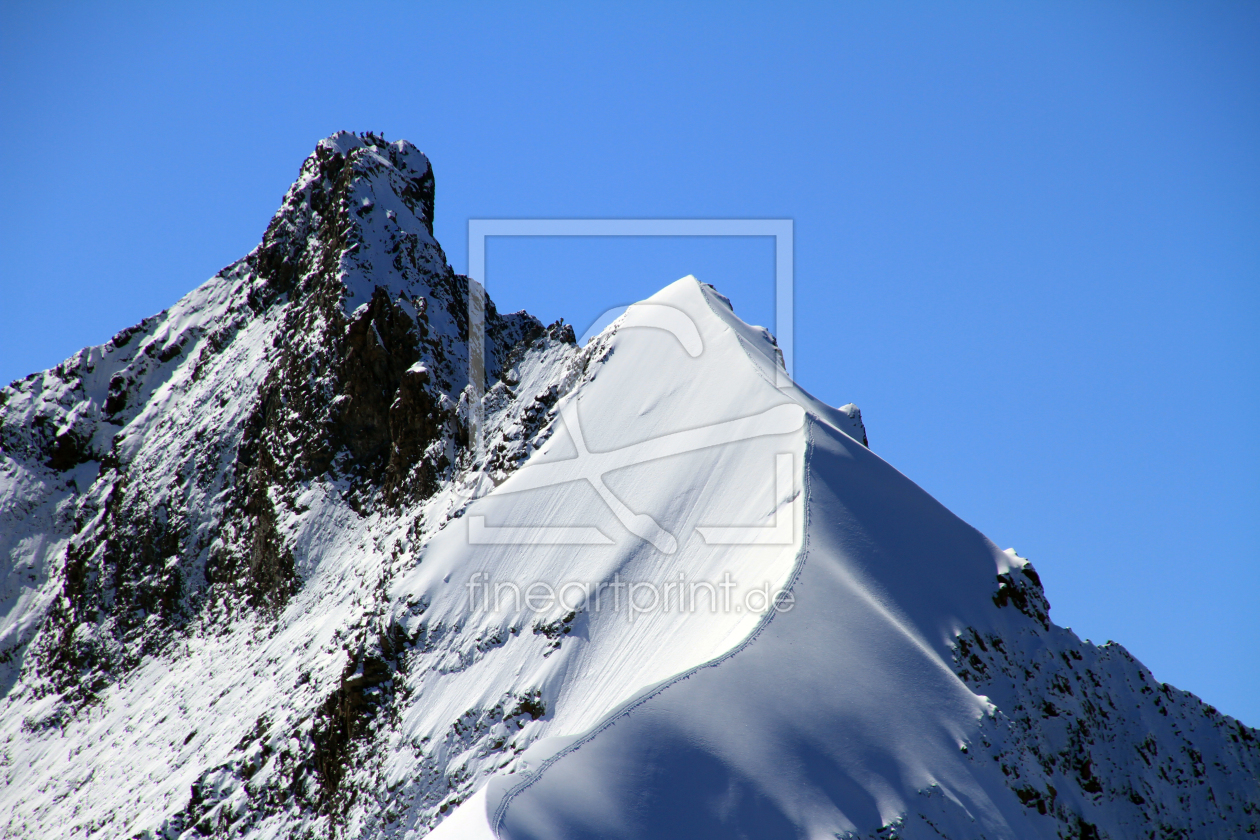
[[0, 132, 578, 717]]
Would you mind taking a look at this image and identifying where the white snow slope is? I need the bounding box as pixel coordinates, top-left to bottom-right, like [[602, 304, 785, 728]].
[[427, 280, 1260, 840], [1, 133, 1256, 840]]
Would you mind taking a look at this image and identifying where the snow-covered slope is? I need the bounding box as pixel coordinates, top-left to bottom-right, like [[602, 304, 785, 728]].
[[1, 133, 1255, 840]]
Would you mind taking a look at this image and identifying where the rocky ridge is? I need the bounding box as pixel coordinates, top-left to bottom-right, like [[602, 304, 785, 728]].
[[1, 132, 588, 836]]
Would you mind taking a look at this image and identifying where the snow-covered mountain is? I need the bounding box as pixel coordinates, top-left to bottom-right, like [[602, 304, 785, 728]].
[[1, 132, 1256, 840]]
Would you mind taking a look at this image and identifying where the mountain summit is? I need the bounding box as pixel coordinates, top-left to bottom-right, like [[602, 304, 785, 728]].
[[1, 133, 1256, 840]]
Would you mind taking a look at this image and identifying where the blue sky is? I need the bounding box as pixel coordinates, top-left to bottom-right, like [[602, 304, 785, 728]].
[[2, 2, 1257, 723]]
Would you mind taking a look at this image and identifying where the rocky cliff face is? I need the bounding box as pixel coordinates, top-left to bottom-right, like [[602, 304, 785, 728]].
[[0, 132, 587, 834], [0, 134, 1255, 840], [952, 556, 1260, 840]]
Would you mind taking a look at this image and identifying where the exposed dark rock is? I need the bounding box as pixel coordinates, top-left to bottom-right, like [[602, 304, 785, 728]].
[[312, 621, 408, 814], [992, 563, 1050, 629], [47, 427, 93, 471], [953, 563, 1260, 839]]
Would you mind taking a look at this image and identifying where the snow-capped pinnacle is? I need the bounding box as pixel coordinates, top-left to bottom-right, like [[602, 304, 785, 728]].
[[309, 130, 436, 234], [259, 131, 445, 316]]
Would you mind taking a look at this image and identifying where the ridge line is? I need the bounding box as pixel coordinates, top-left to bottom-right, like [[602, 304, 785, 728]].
[[487, 417, 818, 837]]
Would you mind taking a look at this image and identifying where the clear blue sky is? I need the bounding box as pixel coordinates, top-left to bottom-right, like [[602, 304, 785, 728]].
[[2, 3, 1257, 723]]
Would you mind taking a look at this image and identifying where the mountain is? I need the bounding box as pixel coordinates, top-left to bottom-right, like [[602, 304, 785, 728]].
[[1, 132, 1256, 840]]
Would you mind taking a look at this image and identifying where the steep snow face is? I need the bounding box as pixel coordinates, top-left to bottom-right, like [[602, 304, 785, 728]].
[[463, 428, 1260, 840], [380, 276, 814, 780], [299, 276, 843, 839], [476, 418, 1011, 839], [1, 133, 1256, 840]]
